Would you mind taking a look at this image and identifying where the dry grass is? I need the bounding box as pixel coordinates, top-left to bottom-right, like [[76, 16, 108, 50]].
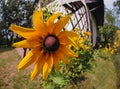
[[79, 58, 118, 89], [0, 48, 42, 89], [0, 48, 120, 89]]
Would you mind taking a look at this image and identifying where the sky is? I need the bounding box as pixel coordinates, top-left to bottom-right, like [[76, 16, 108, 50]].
[[104, 0, 116, 9]]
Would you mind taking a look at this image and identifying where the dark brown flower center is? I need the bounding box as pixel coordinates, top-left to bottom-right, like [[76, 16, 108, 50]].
[[43, 34, 60, 52]]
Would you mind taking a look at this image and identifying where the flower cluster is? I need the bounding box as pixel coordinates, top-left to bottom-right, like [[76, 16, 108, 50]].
[[73, 28, 92, 50], [104, 43, 118, 54]]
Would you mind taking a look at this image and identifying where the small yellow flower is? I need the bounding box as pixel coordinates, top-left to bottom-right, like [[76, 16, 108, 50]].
[[104, 47, 109, 52], [73, 28, 79, 33], [79, 44, 84, 48], [108, 47, 112, 51], [83, 45, 89, 50], [83, 31, 91, 36], [107, 43, 111, 46], [73, 28, 82, 34], [99, 44, 102, 48], [9, 9, 78, 80], [79, 37, 84, 43], [111, 49, 115, 54]]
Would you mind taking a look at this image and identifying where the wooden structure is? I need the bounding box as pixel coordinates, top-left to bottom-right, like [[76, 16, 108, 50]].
[[44, 0, 104, 46], [57, 0, 104, 46], [20, 0, 104, 57], [35, 0, 104, 46]]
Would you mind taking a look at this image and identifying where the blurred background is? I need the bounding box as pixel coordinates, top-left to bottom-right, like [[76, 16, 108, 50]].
[[1, 0, 120, 89]]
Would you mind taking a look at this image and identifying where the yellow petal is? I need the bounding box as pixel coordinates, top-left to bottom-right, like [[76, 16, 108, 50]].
[[18, 50, 35, 70], [46, 12, 62, 34], [53, 15, 70, 35], [43, 54, 53, 80], [27, 35, 42, 47], [30, 50, 45, 80], [59, 44, 78, 57], [53, 53, 60, 71], [67, 37, 79, 49], [12, 40, 34, 48], [60, 55, 69, 64], [30, 61, 41, 80], [9, 25, 35, 38], [59, 31, 79, 38], [33, 9, 44, 31], [33, 9, 50, 36], [59, 36, 71, 45], [56, 47, 69, 64], [46, 12, 62, 25], [59, 36, 78, 49]]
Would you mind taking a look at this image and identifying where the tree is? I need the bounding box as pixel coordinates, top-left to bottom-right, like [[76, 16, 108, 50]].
[[98, 9, 118, 46], [105, 9, 116, 25], [114, 0, 120, 12], [113, 0, 120, 28], [0, 0, 34, 47]]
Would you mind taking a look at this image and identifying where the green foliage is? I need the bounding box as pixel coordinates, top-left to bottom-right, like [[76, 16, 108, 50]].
[[98, 23, 117, 46], [43, 1, 61, 21], [0, 0, 34, 47], [98, 9, 118, 47], [105, 9, 116, 25], [43, 8, 53, 21], [114, 0, 120, 13], [41, 70, 69, 89], [41, 0, 54, 7], [63, 49, 94, 83], [0, 31, 6, 47], [94, 49, 111, 60]]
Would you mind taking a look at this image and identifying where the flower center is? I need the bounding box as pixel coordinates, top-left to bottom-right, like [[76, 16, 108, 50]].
[[43, 34, 60, 52]]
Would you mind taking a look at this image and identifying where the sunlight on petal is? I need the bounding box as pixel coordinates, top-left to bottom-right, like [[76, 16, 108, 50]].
[[59, 31, 79, 38], [46, 12, 62, 25], [27, 36, 42, 47], [43, 54, 53, 80], [59, 36, 78, 49], [53, 53, 60, 71], [60, 44, 78, 58], [18, 50, 35, 70], [30, 50, 45, 80], [12, 40, 33, 48], [53, 15, 70, 35], [46, 12, 62, 34], [67, 36, 79, 49], [33, 9, 44, 31], [9, 25, 35, 38], [56, 48, 69, 64]]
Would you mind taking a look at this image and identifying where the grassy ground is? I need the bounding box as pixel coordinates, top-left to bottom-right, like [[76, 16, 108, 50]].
[[0, 48, 120, 89], [113, 53, 120, 89], [0, 48, 42, 89], [79, 58, 118, 89]]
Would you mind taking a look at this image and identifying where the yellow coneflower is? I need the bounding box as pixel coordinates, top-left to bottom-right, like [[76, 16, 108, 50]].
[[9, 9, 78, 80]]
